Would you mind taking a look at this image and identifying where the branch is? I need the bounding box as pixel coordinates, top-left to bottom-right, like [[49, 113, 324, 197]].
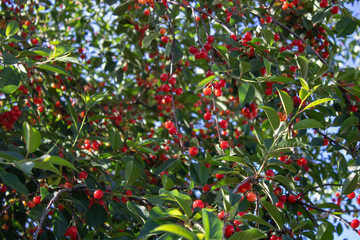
[[300, 183, 341, 200], [34, 189, 67, 240]]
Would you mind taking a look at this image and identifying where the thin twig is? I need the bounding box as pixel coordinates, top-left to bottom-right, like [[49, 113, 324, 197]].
[[300, 183, 341, 200]]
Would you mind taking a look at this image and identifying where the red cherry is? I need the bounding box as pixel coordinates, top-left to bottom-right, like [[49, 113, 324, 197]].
[[28, 201, 36, 208], [351, 219, 360, 228], [219, 120, 228, 129], [203, 87, 212, 96], [331, 5, 339, 14], [348, 192, 356, 199], [161, 36, 169, 44], [189, 46, 199, 54], [217, 210, 225, 219], [273, 187, 282, 196], [192, 199, 204, 209], [288, 195, 297, 203], [247, 192, 257, 202], [160, 74, 168, 81], [189, 147, 198, 156], [265, 169, 275, 179], [214, 89, 222, 97], [164, 121, 173, 129], [275, 201, 284, 209], [0, 185, 7, 193], [79, 171, 88, 179], [144, 9, 151, 16], [289, 65, 297, 72], [224, 225, 234, 237], [215, 174, 224, 180], [220, 141, 229, 149], [323, 138, 329, 146], [57, 203, 64, 210], [202, 184, 210, 192], [94, 189, 104, 199], [33, 196, 41, 205], [204, 112, 212, 121], [125, 190, 133, 196], [350, 105, 358, 112], [319, 0, 328, 8], [279, 195, 287, 202], [270, 235, 278, 240], [265, 88, 272, 96], [207, 35, 215, 43], [168, 77, 176, 85], [274, 33, 280, 41]]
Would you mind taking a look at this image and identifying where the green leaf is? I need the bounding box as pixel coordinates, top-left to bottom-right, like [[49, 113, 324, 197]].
[[339, 116, 359, 135], [273, 175, 296, 191], [0, 151, 23, 161], [6, 20, 19, 36], [40, 187, 50, 200], [241, 214, 275, 229], [269, 76, 294, 83], [229, 229, 267, 240], [202, 209, 223, 240], [263, 58, 271, 75], [113, 1, 130, 16], [86, 204, 107, 227], [297, 56, 308, 78], [65, 97, 78, 130], [161, 175, 174, 190], [278, 90, 293, 117], [0, 66, 20, 94], [108, 129, 122, 151], [142, 33, 160, 48], [33, 162, 61, 175], [211, 64, 226, 72], [195, 75, 216, 93], [42, 155, 77, 171], [303, 98, 333, 111], [55, 56, 80, 64], [23, 122, 41, 154], [260, 200, 284, 230], [0, 167, 29, 195], [239, 60, 252, 74], [53, 212, 68, 238], [50, 45, 74, 58], [125, 161, 141, 186], [238, 83, 255, 107], [152, 224, 195, 240], [316, 222, 334, 240], [260, 106, 280, 131], [37, 64, 69, 75], [293, 119, 324, 130], [341, 173, 358, 195], [299, 77, 309, 91], [85, 91, 107, 111], [336, 17, 358, 37], [262, 29, 274, 46], [173, 40, 183, 63]]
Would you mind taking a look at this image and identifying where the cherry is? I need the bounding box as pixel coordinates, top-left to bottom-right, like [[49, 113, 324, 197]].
[[220, 140, 229, 149], [203, 87, 212, 96], [192, 199, 204, 209], [79, 171, 88, 179], [270, 235, 278, 240], [350, 105, 358, 112], [247, 192, 257, 202], [348, 192, 356, 199], [351, 219, 360, 228], [161, 36, 169, 44], [125, 190, 133, 196], [331, 6, 339, 14], [323, 138, 329, 146], [319, 0, 328, 8], [28, 201, 36, 208], [57, 203, 64, 210], [219, 120, 228, 129], [207, 35, 215, 43], [202, 184, 210, 192], [288, 195, 297, 203], [164, 121, 173, 129], [214, 89, 222, 97], [175, 88, 183, 95], [0, 185, 7, 193], [160, 74, 168, 81], [276, 201, 284, 208], [274, 33, 280, 41], [144, 9, 150, 16], [289, 65, 297, 72], [279, 195, 287, 202], [273, 186, 282, 196], [265, 169, 275, 179], [224, 225, 234, 237], [159, 28, 166, 35], [94, 189, 104, 199], [189, 46, 199, 54], [204, 112, 212, 120], [31, 38, 39, 45], [217, 210, 225, 219], [33, 196, 41, 205], [189, 146, 198, 156], [168, 77, 176, 85], [265, 88, 272, 96], [215, 174, 224, 180]]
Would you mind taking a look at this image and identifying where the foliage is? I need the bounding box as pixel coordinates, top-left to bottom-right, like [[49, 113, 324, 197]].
[[0, 0, 360, 239]]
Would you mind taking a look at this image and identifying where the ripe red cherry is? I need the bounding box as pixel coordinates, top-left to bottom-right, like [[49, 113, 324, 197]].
[[288, 195, 297, 203], [168, 77, 176, 85], [275, 201, 284, 209], [207, 35, 215, 43], [217, 210, 225, 219], [189, 46, 199, 54], [273, 186, 282, 196], [144, 9, 150, 16], [215, 174, 224, 180], [265, 88, 272, 96], [331, 5, 339, 14], [28, 201, 36, 208], [79, 171, 88, 179], [270, 235, 278, 240], [164, 121, 173, 129], [348, 192, 356, 199], [265, 169, 275, 179], [0, 185, 7, 193], [192, 199, 204, 209], [224, 225, 234, 237], [204, 112, 212, 121], [189, 147, 198, 156], [203, 87, 212, 96], [94, 189, 104, 199], [247, 192, 257, 202], [125, 190, 133, 196], [220, 140, 229, 149], [160, 74, 168, 81], [31, 38, 39, 45], [175, 88, 183, 95], [57, 203, 64, 210], [33, 196, 41, 205], [351, 219, 360, 228], [219, 120, 228, 129], [161, 36, 169, 44], [323, 138, 329, 146], [350, 105, 358, 112], [204, 42, 212, 51], [279, 195, 287, 202], [274, 33, 280, 41], [289, 65, 297, 72], [202, 184, 210, 192], [319, 0, 328, 8], [214, 89, 222, 97]]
